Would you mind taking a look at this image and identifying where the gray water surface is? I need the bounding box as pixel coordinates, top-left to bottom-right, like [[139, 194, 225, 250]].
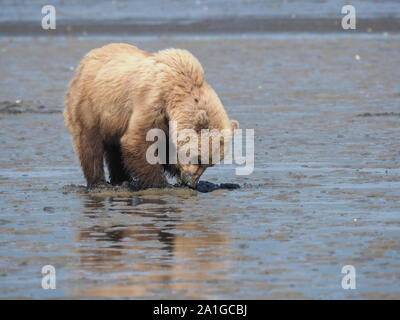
[[1, 0, 399, 22]]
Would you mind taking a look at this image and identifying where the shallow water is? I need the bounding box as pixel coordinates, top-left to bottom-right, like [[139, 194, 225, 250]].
[[1, 0, 399, 22], [0, 33, 400, 299]]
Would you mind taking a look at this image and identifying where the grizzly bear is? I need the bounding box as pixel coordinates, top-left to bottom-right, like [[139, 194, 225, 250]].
[[64, 43, 238, 189]]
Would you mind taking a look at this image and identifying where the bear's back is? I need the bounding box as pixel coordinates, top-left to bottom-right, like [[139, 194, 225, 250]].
[[64, 43, 152, 135], [85, 43, 151, 61]]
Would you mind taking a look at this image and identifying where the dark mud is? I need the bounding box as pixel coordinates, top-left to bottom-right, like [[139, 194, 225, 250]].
[[61, 181, 240, 195], [2, 17, 400, 36], [0, 101, 61, 114], [357, 112, 400, 117]]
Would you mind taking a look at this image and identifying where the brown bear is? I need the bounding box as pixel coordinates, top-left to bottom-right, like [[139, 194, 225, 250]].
[[64, 43, 238, 189]]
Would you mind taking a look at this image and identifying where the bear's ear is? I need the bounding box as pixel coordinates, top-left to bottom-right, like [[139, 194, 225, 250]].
[[231, 119, 239, 130], [194, 110, 209, 132]]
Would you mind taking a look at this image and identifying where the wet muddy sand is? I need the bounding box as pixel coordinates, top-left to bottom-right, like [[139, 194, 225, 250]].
[[0, 33, 399, 299]]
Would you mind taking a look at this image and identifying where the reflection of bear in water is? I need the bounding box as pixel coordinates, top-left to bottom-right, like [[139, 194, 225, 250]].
[[74, 194, 230, 298], [64, 43, 238, 188]]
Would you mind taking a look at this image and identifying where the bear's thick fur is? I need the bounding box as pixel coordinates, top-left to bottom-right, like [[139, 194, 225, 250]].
[[64, 43, 238, 188]]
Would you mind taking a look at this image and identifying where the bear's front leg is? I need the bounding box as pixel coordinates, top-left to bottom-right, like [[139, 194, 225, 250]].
[[120, 127, 168, 189]]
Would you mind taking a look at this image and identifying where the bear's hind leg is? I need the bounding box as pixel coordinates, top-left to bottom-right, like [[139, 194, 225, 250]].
[[74, 130, 106, 187], [105, 144, 130, 185]]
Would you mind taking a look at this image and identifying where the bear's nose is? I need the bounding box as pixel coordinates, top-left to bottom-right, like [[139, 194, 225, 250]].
[[180, 171, 198, 189]]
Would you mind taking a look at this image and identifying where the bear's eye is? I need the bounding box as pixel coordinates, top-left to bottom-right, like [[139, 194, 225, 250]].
[[194, 98, 199, 103]]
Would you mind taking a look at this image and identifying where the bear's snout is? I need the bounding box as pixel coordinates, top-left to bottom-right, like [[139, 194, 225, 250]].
[[180, 171, 198, 189], [179, 163, 208, 189]]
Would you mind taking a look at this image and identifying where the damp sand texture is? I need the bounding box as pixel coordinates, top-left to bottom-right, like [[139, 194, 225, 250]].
[[1, 30, 400, 299]]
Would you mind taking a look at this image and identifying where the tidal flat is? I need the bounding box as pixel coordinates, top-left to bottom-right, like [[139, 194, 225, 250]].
[[0, 32, 399, 299]]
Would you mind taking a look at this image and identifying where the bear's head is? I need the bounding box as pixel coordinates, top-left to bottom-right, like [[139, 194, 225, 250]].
[[170, 93, 239, 189], [177, 115, 239, 188], [155, 48, 239, 188]]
